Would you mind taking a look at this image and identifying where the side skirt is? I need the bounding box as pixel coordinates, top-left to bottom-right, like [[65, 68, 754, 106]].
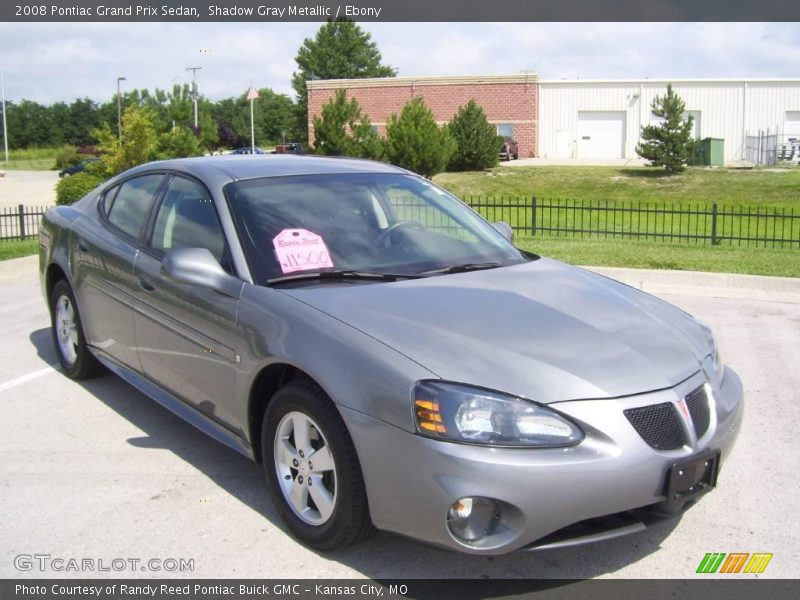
[[94, 352, 255, 461]]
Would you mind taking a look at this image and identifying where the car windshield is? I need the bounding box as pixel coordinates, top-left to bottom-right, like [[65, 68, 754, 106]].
[[224, 172, 530, 285]]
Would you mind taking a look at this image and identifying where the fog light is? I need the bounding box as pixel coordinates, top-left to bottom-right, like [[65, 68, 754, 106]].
[[447, 497, 500, 543]]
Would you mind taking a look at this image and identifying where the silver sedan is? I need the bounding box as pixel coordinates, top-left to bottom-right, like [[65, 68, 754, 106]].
[[39, 155, 743, 554]]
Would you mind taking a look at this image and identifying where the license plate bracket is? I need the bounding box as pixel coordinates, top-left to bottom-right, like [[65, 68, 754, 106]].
[[664, 449, 720, 512]]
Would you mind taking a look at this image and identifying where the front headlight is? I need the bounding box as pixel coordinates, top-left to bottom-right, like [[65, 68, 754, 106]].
[[413, 381, 583, 448], [697, 320, 725, 383]]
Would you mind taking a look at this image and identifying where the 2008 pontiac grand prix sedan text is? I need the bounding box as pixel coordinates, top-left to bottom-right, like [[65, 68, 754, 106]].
[[39, 155, 743, 554]]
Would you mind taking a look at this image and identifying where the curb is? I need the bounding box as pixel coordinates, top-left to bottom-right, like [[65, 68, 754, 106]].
[[584, 265, 800, 304], [2, 255, 798, 303]]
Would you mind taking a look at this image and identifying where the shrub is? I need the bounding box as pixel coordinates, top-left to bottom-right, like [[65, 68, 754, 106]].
[[55, 171, 103, 205], [92, 105, 158, 178], [384, 97, 456, 178], [54, 146, 82, 170], [448, 100, 500, 171]]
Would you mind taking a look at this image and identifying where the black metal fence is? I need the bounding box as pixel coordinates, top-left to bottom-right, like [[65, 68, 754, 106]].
[[463, 197, 800, 249], [2, 199, 799, 249], [0, 205, 47, 241]]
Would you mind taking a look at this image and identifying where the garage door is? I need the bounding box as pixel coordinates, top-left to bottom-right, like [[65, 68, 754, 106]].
[[785, 111, 800, 138], [578, 112, 626, 159]]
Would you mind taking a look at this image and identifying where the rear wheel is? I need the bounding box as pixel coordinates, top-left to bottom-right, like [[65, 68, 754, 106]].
[[262, 380, 374, 550], [50, 279, 103, 379]]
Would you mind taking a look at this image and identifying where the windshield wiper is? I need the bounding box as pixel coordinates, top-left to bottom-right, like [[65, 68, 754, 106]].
[[417, 262, 504, 276], [267, 270, 420, 286]]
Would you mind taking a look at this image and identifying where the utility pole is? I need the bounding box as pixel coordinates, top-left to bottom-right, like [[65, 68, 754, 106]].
[[116, 76, 126, 140], [186, 66, 202, 129], [1, 66, 8, 162]]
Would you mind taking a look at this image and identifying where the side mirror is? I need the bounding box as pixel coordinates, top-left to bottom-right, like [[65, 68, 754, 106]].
[[493, 221, 514, 243], [161, 248, 242, 298]]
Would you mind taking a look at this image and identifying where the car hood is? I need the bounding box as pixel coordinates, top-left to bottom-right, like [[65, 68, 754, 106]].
[[282, 258, 711, 404]]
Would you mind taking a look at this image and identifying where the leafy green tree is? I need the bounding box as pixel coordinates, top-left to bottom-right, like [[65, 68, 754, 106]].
[[311, 89, 382, 159], [636, 84, 697, 174], [255, 89, 300, 144], [67, 98, 101, 147], [448, 100, 501, 171], [384, 97, 455, 178], [292, 18, 396, 142], [93, 105, 158, 177], [209, 89, 299, 149], [6, 100, 52, 148], [157, 125, 204, 160]]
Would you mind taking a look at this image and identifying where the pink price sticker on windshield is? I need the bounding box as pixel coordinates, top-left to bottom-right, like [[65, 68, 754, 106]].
[[273, 229, 334, 274]]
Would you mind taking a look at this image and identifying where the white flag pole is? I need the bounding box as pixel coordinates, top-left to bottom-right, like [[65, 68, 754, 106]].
[[250, 96, 255, 153], [1, 66, 8, 163]]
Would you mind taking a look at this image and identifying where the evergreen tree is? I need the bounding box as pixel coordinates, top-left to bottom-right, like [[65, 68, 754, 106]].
[[448, 100, 501, 171], [384, 97, 456, 178], [311, 89, 382, 159], [292, 18, 396, 142], [636, 84, 696, 174]]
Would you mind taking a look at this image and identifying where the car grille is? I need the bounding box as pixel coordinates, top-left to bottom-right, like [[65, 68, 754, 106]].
[[685, 385, 711, 438], [624, 402, 686, 450]]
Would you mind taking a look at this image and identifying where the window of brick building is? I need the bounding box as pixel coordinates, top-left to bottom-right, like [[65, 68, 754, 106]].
[[496, 124, 515, 138]]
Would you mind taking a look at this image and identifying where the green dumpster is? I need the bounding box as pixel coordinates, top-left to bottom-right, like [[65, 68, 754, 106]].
[[697, 137, 724, 166]]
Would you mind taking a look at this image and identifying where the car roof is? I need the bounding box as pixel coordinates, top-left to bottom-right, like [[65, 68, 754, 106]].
[[120, 155, 410, 185]]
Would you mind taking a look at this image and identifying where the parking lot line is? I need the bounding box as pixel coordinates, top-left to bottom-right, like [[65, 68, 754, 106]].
[[0, 365, 59, 393]]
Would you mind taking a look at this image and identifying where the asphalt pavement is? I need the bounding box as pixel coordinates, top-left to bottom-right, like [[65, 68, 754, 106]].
[[0, 170, 59, 208], [1, 255, 798, 579]]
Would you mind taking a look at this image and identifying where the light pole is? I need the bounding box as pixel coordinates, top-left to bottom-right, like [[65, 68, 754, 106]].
[[1, 66, 8, 162], [186, 67, 202, 129], [116, 76, 126, 140]]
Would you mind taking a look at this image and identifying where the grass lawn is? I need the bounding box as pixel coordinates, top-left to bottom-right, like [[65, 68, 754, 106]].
[[0, 239, 38, 261], [434, 165, 800, 207], [517, 236, 800, 278], [1, 147, 62, 171], [0, 234, 794, 277], [2, 158, 56, 170]]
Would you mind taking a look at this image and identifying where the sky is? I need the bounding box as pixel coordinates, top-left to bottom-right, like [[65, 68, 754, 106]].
[[0, 22, 798, 104]]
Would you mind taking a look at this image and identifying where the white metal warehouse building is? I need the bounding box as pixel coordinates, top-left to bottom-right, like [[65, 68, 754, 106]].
[[538, 78, 800, 164]]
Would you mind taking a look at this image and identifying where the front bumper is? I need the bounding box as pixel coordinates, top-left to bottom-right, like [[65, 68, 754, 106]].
[[341, 367, 743, 555]]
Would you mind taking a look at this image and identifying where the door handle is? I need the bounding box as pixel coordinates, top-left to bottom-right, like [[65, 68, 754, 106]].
[[77, 239, 89, 253], [139, 276, 156, 292]]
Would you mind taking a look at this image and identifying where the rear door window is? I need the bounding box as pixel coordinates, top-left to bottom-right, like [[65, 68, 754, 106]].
[[106, 174, 164, 240]]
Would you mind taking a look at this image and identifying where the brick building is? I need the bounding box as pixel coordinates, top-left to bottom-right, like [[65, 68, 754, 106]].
[[306, 74, 539, 158]]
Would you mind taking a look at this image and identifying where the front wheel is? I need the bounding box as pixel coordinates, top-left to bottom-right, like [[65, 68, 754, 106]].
[[262, 380, 374, 550], [50, 279, 103, 379]]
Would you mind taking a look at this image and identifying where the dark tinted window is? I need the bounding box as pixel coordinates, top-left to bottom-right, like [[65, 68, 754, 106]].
[[225, 173, 528, 285], [102, 186, 120, 216], [107, 175, 163, 239], [150, 176, 228, 267]]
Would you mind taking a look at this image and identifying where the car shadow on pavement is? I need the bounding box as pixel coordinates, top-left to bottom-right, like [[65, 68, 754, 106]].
[[29, 327, 681, 582]]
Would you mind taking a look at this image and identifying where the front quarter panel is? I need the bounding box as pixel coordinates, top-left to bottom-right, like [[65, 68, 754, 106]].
[[236, 284, 437, 436]]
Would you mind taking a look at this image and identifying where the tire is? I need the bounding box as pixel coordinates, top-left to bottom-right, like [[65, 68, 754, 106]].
[[262, 379, 375, 550], [50, 279, 104, 379]]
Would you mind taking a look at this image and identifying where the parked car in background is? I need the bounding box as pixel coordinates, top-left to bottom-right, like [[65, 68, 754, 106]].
[[230, 147, 267, 155], [500, 137, 519, 161], [59, 158, 100, 178], [272, 143, 304, 155], [39, 155, 742, 555]]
